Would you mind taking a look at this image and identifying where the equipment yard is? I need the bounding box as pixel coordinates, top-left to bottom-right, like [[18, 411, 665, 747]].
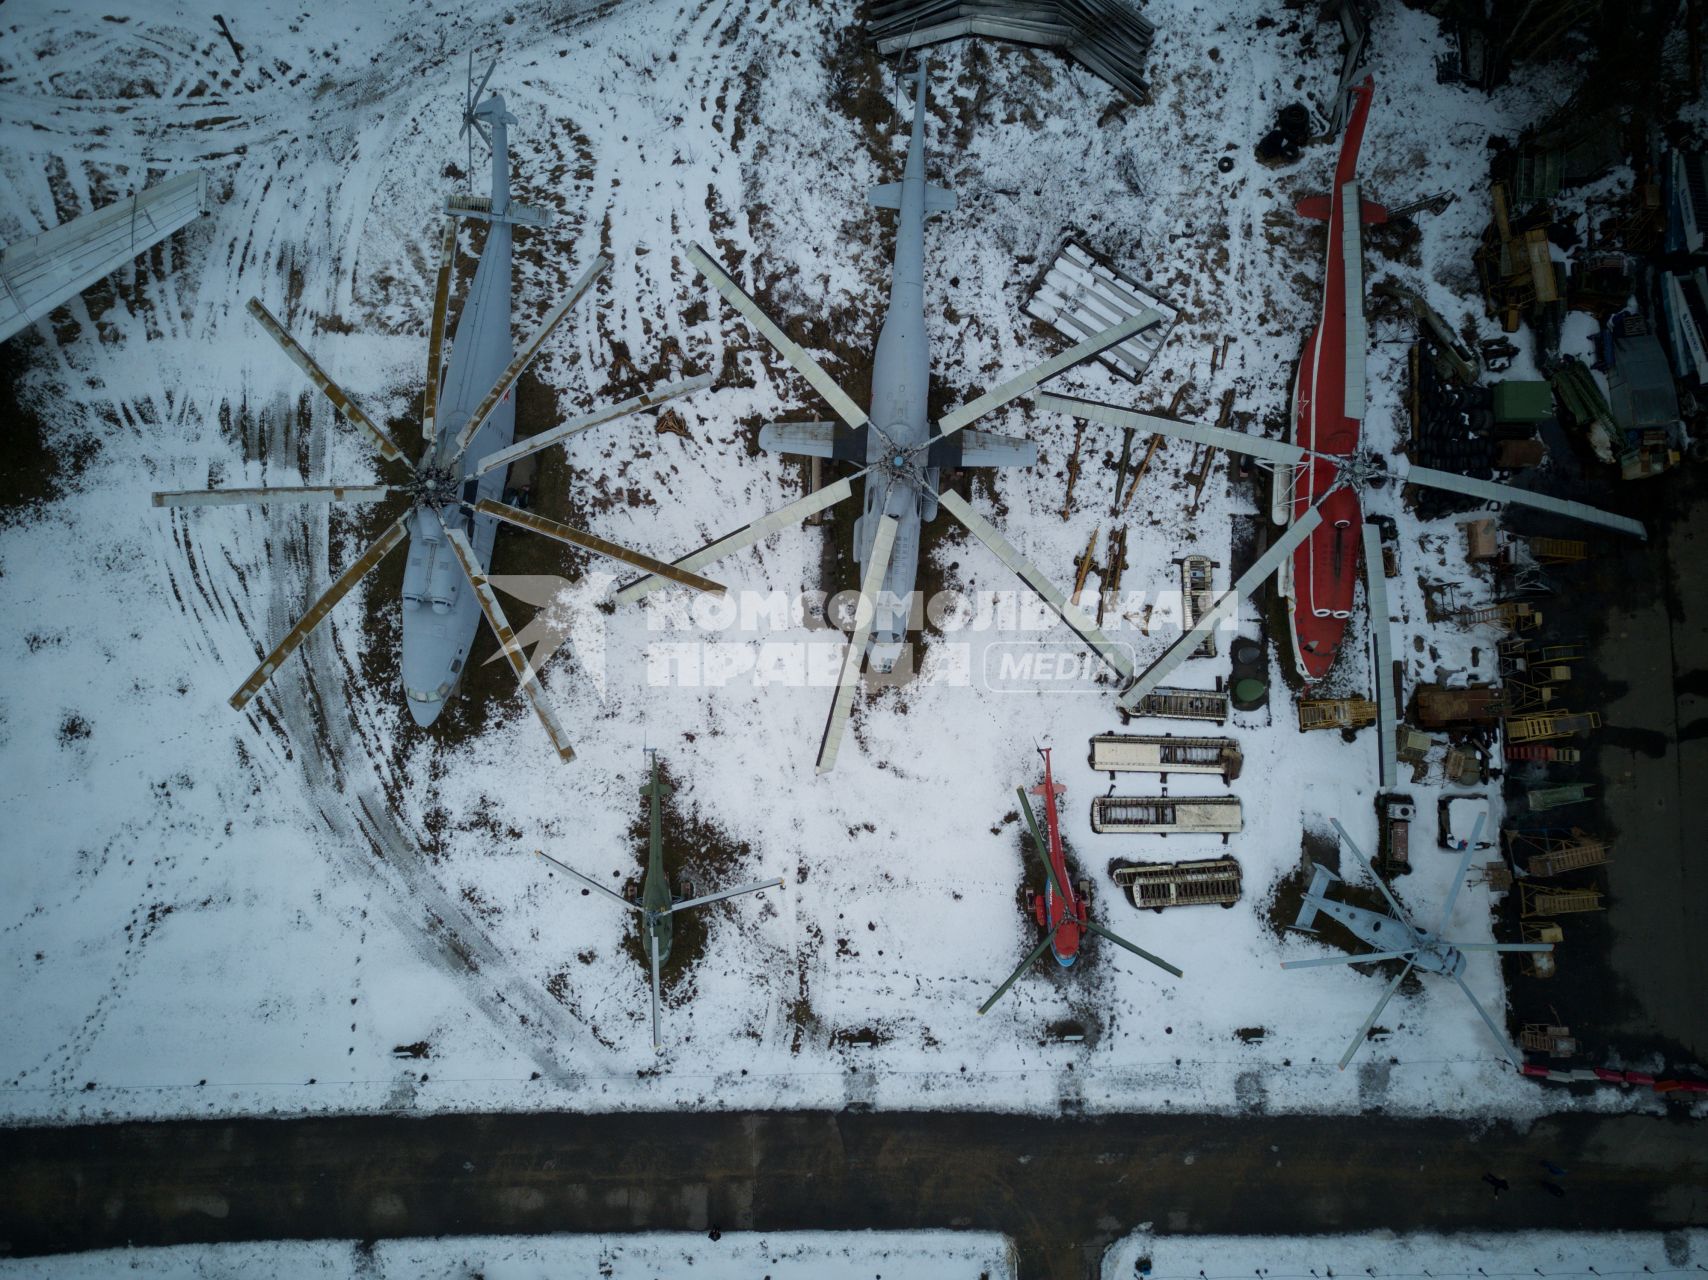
[[1, 0, 1704, 1274]]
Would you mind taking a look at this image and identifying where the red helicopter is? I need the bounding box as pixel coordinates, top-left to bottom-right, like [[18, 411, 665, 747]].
[[979, 747, 1181, 1015]]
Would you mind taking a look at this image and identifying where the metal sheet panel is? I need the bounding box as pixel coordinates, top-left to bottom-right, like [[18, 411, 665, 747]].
[[1361, 521, 1399, 789], [612, 476, 862, 605], [686, 242, 869, 433], [937, 487, 1134, 681], [1403, 465, 1647, 540], [816, 513, 899, 775], [472, 373, 712, 476], [1341, 180, 1367, 421], [1034, 392, 1309, 466], [1119, 506, 1323, 709], [1, 171, 206, 343], [938, 311, 1156, 437]]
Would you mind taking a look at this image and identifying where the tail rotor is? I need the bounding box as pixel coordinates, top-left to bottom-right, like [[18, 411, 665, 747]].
[[460, 50, 498, 189]]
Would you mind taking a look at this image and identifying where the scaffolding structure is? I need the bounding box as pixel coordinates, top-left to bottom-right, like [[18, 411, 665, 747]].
[[1521, 883, 1604, 918]]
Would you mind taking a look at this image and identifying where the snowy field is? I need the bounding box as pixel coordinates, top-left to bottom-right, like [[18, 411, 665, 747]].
[[1104, 1228, 1708, 1279], [0, 1231, 1015, 1279], [0, 0, 1647, 1122], [3, 1229, 1700, 1280]]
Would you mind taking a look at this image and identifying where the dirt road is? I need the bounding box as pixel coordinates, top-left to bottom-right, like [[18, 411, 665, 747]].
[[4, 1108, 1704, 1278]]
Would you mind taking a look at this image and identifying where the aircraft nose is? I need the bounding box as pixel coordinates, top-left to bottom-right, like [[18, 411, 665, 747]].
[[408, 695, 445, 728]]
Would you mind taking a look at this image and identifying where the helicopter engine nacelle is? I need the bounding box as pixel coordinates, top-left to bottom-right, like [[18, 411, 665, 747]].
[[427, 544, 461, 615]]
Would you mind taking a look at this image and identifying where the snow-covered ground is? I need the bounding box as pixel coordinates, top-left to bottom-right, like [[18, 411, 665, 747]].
[[0, 0, 1645, 1122], [0, 1231, 1015, 1279], [1105, 1228, 1706, 1278], [4, 1228, 1699, 1279]]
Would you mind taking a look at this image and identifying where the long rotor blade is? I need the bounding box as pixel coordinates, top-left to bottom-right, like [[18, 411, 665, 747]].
[[669, 877, 785, 914], [977, 929, 1058, 1016], [1453, 970, 1522, 1067], [1016, 787, 1068, 905], [1434, 812, 1486, 937], [1338, 958, 1414, 1070], [461, 52, 497, 137], [1330, 817, 1417, 938], [154, 485, 398, 509], [936, 487, 1133, 681], [649, 928, 664, 1054], [440, 519, 576, 762], [471, 374, 714, 476], [1083, 919, 1184, 980], [423, 219, 456, 442], [815, 511, 900, 775], [1361, 521, 1399, 789], [475, 499, 726, 595], [246, 298, 408, 465], [229, 511, 412, 710], [1280, 949, 1417, 970], [935, 312, 1162, 441], [1119, 504, 1324, 709], [685, 242, 869, 431], [534, 850, 642, 913], [446, 257, 609, 464], [1454, 941, 1554, 953], [1034, 392, 1310, 467], [612, 473, 865, 606], [1404, 464, 1647, 541]]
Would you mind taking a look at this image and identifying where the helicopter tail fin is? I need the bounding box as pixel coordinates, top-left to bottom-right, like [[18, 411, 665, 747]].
[[867, 182, 956, 213], [1291, 862, 1338, 933]]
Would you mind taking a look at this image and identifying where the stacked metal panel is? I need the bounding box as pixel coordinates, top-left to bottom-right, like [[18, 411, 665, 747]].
[[1024, 241, 1176, 382], [868, 1, 1156, 102], [1, 171, 208, 344]]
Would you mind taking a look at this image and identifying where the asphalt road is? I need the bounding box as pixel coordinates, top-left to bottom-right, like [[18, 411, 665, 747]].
[[3, 1108, 1705, 1278]]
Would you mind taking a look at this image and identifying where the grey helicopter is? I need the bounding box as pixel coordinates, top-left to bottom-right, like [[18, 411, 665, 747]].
[[154, 55, 720, 761], [609, 62, 1157, 773], [1285, 814, 1552, 1069]]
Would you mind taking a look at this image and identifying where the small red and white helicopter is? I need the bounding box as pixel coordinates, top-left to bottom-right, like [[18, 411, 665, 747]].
[[978, 748, 1182, 1014]]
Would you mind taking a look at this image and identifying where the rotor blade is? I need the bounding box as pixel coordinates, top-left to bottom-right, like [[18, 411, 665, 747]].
[[816, 511, 900, 775], [1361, 522, 1399, 789], [1454, 942, 1554, 953], [650, 928, 664, 1054], [685, 242, 869, 432], [612, 473, 864, 606], [669, 876, 785, 914], [1453, 970, 1521, 1068], [1016, 787, 1069, 906], [461, 51, 497, 139], [471, 374, 714, 476], [229, 511, 411, 710], [246, 298, 408, 465], [977, 929, 1058, 1016], [445, 257, 609, 463], [475, 499, 726, 595], [423, 219, 456, 442], [1083, 919, 1184, 980], [1338, 959, 1413, 1071], [1280, 949, 1417, 970], [1434, 812, 1486, 937], [534, 850, 642, 913], [1329, 817, 1417, 938], [1404, 464, 1647, 540], [1119, 504, 1324, 710], [1033, 392, 1310, 467], [440, 519, 576, 763], [154, 485, 398, 509], [935, 311, 1162, 441], [936, 487, 1133, 681]]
